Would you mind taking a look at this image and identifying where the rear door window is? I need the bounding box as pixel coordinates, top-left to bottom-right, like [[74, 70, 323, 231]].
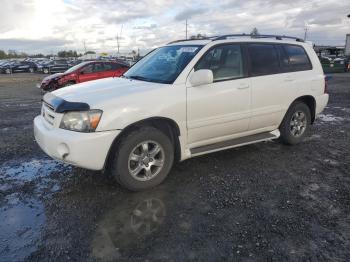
[[103, 63, 113, 71], [248, 44, 280, 76], [93, 63, 104, 72], [281, 44, 312, 72]]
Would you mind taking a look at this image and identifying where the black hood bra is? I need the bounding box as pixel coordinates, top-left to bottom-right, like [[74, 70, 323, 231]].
[[43, 92, 90, 113]]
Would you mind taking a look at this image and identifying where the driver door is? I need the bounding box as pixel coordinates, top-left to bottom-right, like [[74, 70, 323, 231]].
[[186, 44, 251, 146], [78, 63, 98, 83]]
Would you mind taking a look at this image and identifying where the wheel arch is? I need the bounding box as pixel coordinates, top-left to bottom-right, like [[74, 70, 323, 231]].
[[104, 117, 181, 171], [290, 95, 316, 124]]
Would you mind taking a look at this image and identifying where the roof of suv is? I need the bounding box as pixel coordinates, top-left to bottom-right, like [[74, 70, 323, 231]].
[[167, 34, 307, 47]]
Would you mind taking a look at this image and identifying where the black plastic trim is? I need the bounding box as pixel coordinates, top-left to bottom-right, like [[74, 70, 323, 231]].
[[43, 92, 90, 113], [191, 132, 276, 155]]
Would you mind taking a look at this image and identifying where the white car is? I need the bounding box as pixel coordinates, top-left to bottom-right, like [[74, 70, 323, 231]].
[[34, 34, 329, 191]]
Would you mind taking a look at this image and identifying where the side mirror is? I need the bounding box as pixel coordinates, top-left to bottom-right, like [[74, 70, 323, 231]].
[[189, 69, 213, 87]]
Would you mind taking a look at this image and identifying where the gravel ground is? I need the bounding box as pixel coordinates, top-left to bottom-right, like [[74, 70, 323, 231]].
[[0, 73, 349, 262]]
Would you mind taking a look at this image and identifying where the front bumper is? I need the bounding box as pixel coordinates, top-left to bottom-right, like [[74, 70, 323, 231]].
[[34, 116, 120, 170]]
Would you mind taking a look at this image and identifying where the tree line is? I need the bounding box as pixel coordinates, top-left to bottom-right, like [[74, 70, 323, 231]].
[[0, 50, 96, 59]]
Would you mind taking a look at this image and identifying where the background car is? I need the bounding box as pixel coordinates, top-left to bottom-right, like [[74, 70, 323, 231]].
[[41, 59, 72, 74], [319, 56, 348, 73], [38, 60, 129, 91], [0, 60, 38, 74]]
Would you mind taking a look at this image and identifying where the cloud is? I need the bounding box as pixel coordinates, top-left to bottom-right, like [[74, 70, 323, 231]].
[[0, 38, 72, 53], [174, 8, 206, 21], [0, 0, 348, 54]]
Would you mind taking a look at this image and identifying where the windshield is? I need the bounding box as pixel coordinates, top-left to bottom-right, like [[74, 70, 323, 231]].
[[124, 45, 203, 84], [64, 62, 89, 73]]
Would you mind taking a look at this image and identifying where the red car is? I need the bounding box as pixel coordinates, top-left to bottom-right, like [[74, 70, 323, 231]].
[[38, 61, 129, 91]]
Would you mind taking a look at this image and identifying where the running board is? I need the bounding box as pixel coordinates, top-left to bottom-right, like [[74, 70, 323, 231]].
[[190, 130, 280, 157]]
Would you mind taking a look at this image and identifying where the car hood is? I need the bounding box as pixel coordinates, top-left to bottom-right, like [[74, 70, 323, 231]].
[[52, 77, 166, 108], [42, 73, 64, 82]]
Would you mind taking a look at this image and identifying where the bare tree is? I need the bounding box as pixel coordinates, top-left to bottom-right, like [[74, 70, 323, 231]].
[[250, 28, 260, 36]]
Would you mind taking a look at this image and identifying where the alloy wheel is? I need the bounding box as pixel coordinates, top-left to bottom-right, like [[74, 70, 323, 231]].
[[290, 111, 307, 137], [128, 141, 165, 181]]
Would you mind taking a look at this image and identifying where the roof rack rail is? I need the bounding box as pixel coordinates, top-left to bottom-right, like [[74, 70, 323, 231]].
[[167, 34, 304, 45], [167, 36, 218, 45], [213, 34, 304, 42]]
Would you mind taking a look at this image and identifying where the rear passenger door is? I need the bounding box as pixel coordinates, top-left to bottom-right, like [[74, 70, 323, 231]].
[[247, 43, 292, 131], [277, 44, 316, 94]]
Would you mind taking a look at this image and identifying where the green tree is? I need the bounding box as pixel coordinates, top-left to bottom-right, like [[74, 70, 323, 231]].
[[0, 50, 6, 59]]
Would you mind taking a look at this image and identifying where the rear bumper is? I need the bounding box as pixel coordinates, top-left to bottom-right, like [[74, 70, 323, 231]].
[[315, 93, 329, 115], [34, 116, 120, 170]]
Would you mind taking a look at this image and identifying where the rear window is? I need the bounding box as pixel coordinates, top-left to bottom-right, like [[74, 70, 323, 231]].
[[248, 44, 280, 76], [280, 45, 312, 72]]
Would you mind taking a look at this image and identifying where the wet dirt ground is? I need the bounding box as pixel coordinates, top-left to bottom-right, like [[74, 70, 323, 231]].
[[0, 73, 349, 261]]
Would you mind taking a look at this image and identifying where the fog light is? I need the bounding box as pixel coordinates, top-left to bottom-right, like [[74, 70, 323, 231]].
[[57, 143, 69, 159]]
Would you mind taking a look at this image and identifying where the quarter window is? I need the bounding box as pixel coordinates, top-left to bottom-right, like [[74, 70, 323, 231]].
[[195, 44, 244, 81], [248, 44, 280, 76], [282, 45, 312, 71]]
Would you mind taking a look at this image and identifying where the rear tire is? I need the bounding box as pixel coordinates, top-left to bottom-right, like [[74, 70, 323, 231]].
[[279, 102, 311, 145], [43, 68, 49, 74], [109, 127, 174, 191]]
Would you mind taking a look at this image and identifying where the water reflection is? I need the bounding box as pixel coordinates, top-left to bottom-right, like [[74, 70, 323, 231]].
[[92, 196, 166, 261], [131, 198, 166, 236]]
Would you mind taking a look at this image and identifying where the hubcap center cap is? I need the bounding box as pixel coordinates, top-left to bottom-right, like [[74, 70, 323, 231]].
[[142, 156, 150, 165]]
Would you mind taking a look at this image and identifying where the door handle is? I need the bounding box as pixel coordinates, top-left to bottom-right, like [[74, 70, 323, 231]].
[[237, 83, 249, 89], [284, 77, 295, 82]]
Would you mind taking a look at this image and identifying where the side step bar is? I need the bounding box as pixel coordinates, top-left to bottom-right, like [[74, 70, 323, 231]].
[[190, 130, 280, 157]]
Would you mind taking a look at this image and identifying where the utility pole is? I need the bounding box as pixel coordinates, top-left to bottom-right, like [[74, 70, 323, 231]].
[[185, 20, 188, 40], [83, 40, 87, 54], [116, 34, 120, 54], [304, 24, 308, 41], [116, 24, 123, 55]]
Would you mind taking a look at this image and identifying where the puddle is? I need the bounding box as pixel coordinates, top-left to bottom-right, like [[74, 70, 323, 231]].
[[0, 197, 45, 262], [92, 197, 166, 260], [0, 158, 70, 182], [317, 114, 344, 123], [0, 158, 72, 260]]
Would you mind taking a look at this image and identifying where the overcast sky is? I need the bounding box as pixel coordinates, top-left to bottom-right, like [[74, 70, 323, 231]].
[[0, 0, 349, 54]]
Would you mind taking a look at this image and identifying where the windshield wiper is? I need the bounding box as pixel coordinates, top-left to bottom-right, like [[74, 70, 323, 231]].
[[127, 75, 171, 84], [128, 75, 152, 81]]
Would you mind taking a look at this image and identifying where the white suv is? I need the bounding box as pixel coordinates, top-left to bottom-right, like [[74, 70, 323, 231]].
[[34, 34, 329, 191]]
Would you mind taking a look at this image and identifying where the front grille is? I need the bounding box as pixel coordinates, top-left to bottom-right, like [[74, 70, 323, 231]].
[[42, 102, 55, 125]]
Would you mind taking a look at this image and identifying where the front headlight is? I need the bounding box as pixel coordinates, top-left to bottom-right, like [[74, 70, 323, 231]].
[[59, 110, 103, 132]]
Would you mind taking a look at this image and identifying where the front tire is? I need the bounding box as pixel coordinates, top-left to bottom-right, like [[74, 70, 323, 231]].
[[109, 127, 174, 191], [279, 102, 311, 145]]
